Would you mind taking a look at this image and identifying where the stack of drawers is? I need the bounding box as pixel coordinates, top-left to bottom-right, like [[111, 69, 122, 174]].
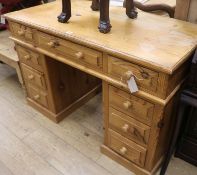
[[9, 22, 50, 109], [17, 45, 50, 109], [108, 86, 151, 167], [102, 54, 188, 174]]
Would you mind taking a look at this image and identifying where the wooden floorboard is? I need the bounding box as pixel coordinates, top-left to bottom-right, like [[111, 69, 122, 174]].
[[0, 160, 14, 175], [0, 124, 63, 175]]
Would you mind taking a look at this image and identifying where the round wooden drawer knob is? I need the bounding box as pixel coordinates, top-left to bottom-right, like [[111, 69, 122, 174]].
[[28, 75, 34, 80], [24, 55, 31, 60], [123, 101, 132, 109], [47, 41, 55, 47], [120, 147, 127, 155], [122, 124, 129, 132], [34, 95, 40, 100], [75, 52, 84, 59], [18, 30, 25, 36], [125, 71, 133, 80]]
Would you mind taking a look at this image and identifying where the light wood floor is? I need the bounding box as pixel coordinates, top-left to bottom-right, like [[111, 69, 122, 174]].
[[0, 64, 196, 175]]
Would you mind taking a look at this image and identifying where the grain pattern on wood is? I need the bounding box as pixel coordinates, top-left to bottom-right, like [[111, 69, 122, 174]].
[[35, 31, 103, 70], [21, 63, 47, 90], [109, 107, 150, 147], [5, 0, 197, 74], [108, 129, 147, 167], [16, 45, 45, 72], [109, 86, 154, 125], [11, 36, 175, 106]]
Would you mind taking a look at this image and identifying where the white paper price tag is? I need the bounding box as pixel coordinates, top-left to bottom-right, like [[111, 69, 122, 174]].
[[127, 76, 138, 93], [0, 15, 6, 24]]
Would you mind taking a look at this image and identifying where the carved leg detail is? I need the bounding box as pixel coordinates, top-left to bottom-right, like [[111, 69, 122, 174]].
[[58, 0, 71, 23], [125, 0, 138, 19], [98, 0, 111, 33], [91, 0, 100, 11], [98, 20, 111, 34]]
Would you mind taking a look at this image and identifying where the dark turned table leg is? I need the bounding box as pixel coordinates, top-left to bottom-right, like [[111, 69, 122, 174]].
[[58, 0, 71, 23], [91, 0, 100, 11], [98, 0, 111, 34], [125, 0, 138, 19]]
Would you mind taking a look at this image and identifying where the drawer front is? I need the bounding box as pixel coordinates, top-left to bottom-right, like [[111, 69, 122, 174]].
[[109, 86, 154, 125], [21, 64, 46, 89], [35, 32, 103, 69], [27, 85, 48, 108], [17, 46, 44, 71], [108, 56, 159, 93], [108, 130, 147, 167], [109, 107, 150, 146], [9, 22, 34, 43]]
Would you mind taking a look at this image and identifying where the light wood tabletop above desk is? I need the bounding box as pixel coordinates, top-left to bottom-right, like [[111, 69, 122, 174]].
[[4, 0, 197, 74]]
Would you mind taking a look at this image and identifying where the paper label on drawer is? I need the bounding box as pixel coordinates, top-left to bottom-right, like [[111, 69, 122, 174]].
[[127, 77, 138, 93], [0, 15, 6, 24]]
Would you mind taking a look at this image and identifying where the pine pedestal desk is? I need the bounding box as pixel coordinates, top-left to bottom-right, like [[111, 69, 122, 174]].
[[4, 1, 197, 174]]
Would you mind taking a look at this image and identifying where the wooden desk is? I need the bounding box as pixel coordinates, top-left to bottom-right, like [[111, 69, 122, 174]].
[[4, 1, 197, 174]]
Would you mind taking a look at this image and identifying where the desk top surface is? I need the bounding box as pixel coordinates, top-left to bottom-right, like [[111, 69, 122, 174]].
[[5, 0, 197, 74]]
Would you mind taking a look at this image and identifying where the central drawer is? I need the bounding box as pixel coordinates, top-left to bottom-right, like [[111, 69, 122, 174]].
[[109, 86, 154, 125], [35, 31, 103, 70]]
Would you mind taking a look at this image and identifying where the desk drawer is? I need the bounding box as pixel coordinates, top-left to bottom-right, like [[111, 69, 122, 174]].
[[35, 32, 103, 69], [109, 107, 150, 146], [108, 56, 159, 93], [27, 85, 49, 108], [9, 22, 34, 43], [17, 46, 44, 72], [109, 86, 154, 125], [21, 64, 46, 90], [108, 129, 147, 167]]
